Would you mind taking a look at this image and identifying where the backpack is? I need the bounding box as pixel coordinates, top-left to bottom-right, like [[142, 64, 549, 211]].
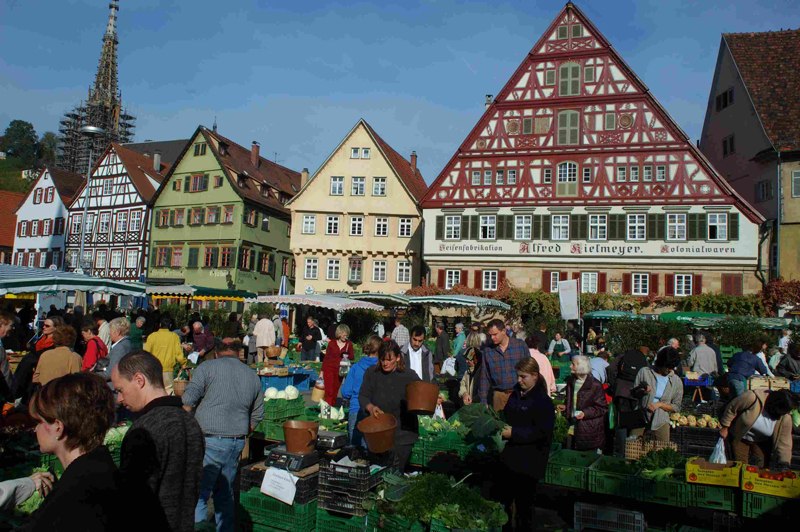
[[617, 350, 648, 382]]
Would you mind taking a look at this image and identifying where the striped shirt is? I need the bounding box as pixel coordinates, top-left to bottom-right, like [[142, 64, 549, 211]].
[[182, 357, 263, 437], [478, 337, 529, 404]]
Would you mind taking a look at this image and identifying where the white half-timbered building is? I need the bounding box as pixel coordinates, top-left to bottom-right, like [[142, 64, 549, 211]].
[[65, 143, 167, 281], [421, 2, 765, 297], [13, 167, 84, 270]]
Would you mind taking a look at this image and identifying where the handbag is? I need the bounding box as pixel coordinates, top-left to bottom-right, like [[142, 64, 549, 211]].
[[339, 357, 351, 377]]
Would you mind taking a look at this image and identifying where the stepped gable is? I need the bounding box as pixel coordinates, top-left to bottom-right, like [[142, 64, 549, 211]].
[[420, 1, 762, 224], [724, 29, 800, 152]]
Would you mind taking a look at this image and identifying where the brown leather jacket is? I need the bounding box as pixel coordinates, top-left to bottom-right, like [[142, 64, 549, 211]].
[[719, 389, 793, 465]]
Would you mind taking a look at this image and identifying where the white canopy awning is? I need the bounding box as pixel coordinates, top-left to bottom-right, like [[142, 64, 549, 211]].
[[246, 294, 383, 312], [145, 284, 196, 296], [0, 264, 146, 296], [406, 294, 510, 311]]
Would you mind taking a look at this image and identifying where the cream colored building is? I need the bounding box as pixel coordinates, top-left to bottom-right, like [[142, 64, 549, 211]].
[[288, 119, 427, 294]]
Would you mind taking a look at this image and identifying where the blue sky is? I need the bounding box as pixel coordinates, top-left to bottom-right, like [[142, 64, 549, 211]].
[[1, 0, 797, 182]]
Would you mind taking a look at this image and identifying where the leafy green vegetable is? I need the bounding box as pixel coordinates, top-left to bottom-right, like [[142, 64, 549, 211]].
[[594, 458, 638, 475], [454, 404, 505, 439], [636, 448, 686, 478], [15, 491, 43, 515], [553, 412, 568, 445]]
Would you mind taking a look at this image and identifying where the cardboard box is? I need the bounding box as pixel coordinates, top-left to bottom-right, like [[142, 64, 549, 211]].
[[741, 466, 800, 498], [685, 458, 743, 488], [769, 377, 790, 391]]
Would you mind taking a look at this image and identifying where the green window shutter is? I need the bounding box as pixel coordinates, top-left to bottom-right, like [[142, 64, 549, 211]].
[[469, 216, 478, 240], [168, 210, 175, 227], [257, 251, 264, 273], [609, 214, 626, 240], [570, 64, 580, 95], [166, 248, 172, 265], [647, 214, 665, 240], [688, 213, 698, 240], [268, 253, 276, 277], [460, 216, 469, 240], [698, 214, 708, 240], [211, 248, 219, 267], [150, 248, 158, 267], [499, 215, 512, 240], [435, 216, 443, 240], [533, 215, 542, 239], [579, 214, 588, 240], [201, 174, 209, 191], [188, 248, 198, 268], [570, 214, 587, 240], [655, 214, 665, 240], [184, 176, 190, 192], [542, 215, 551, 240], [728, 213, 739, 240]]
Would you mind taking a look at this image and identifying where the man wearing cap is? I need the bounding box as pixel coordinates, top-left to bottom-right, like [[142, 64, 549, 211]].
[[183, 338, 263, 531]]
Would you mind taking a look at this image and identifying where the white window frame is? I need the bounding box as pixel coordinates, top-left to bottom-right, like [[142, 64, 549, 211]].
[[589, 214, 607, 241], [116, 211, 128, 232], [550, 272, 561, 293], [617, 166, 627, 182], [351, 176, 365, 196], [27, 253, 35, 267], [82, 250, 93, 268], [632, 273, 649, 296], [110, 250, 123, 269], [471, 171, 481, 186], [304, 258, 318, 279], [558, 162, 578, 183], [375, 217, 389, 237], [643, 166, 653, 182], [667, 213, 687, 241], [675, 274, 693, 297], [627, 214, 646, 241], [543, 168, 552, 184], [84, 213, 94, 234], [630, 166, 639, 182], [361, 148, 371, 159], [125, 250, 138, 269], [42, 219, 52, 235], [551, 215, 569, 241], [326, 259, 340, 281], [31, 222, 38, 237], [45, 187, 54, 203], [372, 177, 386, 196], [95, 250, 108, 269], [582, 167, 592, 183], [507, 169, 517, 185], [20, 221, 28, 237], [302, 214, 316, 234], [792, 170, 800, 197], [325, 215, 339, 235], [581, 272, 598, 294], [130, 211, 142, 232], [52, 251, 61, 268], [71, 215, 82, 236], [38, 253, 46, 268], [350, 148, 360, 159], [350, 216, 364, 236], [514, 215, 532, 240], [102, 180, 114, 196], [397, 261, 411, 284], [656, 165, 667, 182], [708, 213, 728, 241], [99, 212, 111, 233], [330, 176, 344, 196], [445, 269, 461, 289], [444, 215, 461, 240], [482, 270, 498, 291], [483, 170, 492, 186], [479, 215, 496, 240], [399, 218, 412, 238], [495, 170, 504, 185], [372, 260, 387, 282]]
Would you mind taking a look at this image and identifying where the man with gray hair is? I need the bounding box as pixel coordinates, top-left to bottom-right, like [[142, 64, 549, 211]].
[[107, 317, 133, 378], [452, 322, 466, 357], [657, 337, 680, 356], [687, 334, 719, 376]]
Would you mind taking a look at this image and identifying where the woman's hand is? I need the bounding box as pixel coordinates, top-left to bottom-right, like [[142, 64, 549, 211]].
[[501, 425, 512, 439], [719, 426, 729, 439], [367, 404, 384, 418], [462, 394, 472, 405], [30, 471, 54, 496], [574, 411, 585, 420]]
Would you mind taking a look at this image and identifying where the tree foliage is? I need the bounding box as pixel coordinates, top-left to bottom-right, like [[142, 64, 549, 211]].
[[339, 308, 381, 343], [1, 120, 38, 166], [606, 317, 690, 355], [762, 279, 800, 313], [671, 293, 766, 316], [711, 316, 770, 351], [38, 132, 58, 166]]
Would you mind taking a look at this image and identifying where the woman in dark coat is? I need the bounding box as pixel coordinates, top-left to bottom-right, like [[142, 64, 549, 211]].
[[562, 355, 608, 451], [499, 357, 555, 531]]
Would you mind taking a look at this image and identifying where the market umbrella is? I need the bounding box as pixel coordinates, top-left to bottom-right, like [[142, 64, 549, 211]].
[[278, 275, 289, 319], [0, 264, 145, 296], [246, 294, 383, 312], [407, 294, 510, 311]]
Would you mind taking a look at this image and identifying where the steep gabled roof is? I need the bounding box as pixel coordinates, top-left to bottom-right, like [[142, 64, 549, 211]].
[[289, 119, 426, 206], [123, 139, 190, 165], [724, 29, 800, 153], [48, 167, 86, 205], [0, 191, 25, 248], [112, 143, 167, 201], [361, 121, 427, 202]]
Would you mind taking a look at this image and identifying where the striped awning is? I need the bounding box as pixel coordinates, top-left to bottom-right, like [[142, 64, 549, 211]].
[[246, 294, 383, 312], [0, 264, 145, 296], [406, 294, 510, 311]]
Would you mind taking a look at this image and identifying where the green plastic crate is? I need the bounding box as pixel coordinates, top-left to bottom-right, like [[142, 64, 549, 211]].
[[316, 508, 374, 532], [254, 419, 286, 441], [637, 477, 688, 507], [430, 519, 501, 532], [262, 396, 305, 421], [544, 449, 600, 490], [40, 453, 64, 477], [410, 442, 424, 467], [741, 492, 797, 519], [367, 509, 425, 532], [588, 456, 639, 499], [238, 488, 316, 531], [688, 484, 737, 512], [423, 434, 471, 464], [550, 442, 562, 454]]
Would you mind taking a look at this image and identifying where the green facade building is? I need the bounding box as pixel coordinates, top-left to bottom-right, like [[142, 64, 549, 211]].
[[147, 126, 302, 293]]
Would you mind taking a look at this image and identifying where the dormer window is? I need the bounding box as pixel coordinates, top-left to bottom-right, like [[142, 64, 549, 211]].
[[260, 182, 269, 197], [237, 174, 247, 188], [219, 143, 228, 156]]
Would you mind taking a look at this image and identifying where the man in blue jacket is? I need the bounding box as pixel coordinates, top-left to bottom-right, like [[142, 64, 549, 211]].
[[727, 341, 770, 397]]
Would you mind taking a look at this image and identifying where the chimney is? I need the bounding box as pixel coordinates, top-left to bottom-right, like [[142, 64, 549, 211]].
[[153, 151, 161, 172], [251, 141, 260, 167], [485, 94, 493, 109], [410, 151, 417, 173], [301, 168, 309, 187]]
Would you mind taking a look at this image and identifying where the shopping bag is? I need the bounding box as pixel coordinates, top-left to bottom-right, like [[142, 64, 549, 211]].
[[440, 357, 456, 376], [709, 437, 727, 464]]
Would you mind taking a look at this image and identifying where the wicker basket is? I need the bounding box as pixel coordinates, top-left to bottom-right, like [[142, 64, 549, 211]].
[[624, 437, 678, 461], [173, 379, 189, 397]]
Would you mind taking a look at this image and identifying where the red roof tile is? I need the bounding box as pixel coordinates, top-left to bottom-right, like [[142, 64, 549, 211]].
[[112, 143, 167, 202], [0, 191, 24, 248], [47, 167, 86, 205], [362, 121, 428, 202], [725, 29, 800, 152]]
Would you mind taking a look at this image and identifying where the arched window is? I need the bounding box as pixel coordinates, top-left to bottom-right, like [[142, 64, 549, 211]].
[[557, 162, 578, 183], [557, 110, 580, 145], [559, 62, 581, 96]]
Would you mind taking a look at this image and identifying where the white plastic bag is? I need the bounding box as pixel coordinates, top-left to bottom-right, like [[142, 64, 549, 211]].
[[440, 357, 456, 376], [709, 437, 727, 464]]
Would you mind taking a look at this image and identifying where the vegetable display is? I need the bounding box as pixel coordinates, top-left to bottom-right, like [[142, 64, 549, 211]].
[[669, 412, 719, 429], [637, 448, 686, 480], [452, 404, 507, 452], [418, 416, 468, 439]]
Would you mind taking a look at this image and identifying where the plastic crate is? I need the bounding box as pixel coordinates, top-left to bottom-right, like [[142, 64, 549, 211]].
[[315, 508, 374, 532], [40, 453, 64, 477], [429, 518, 501, 532], [588, 456, 639, 499], [741, 492, 796, 519], [791, 380, 800, 393], [423, 436, 471, 464], [260, 374, 294, 393], [544, 449, 600, 490], [409, 442, 424, 467], [687, 484, 736, 512], [637, 476, 688, 507], [238, 463, 319, 504], [262, 397, 306, 421], [319, 457, 383, 493], [254, 419, 286, 441], [573, 502, 646, 532], [238, 488, 316, 531], [318, 486, 374, 516], [367, 509, 425, 532], [676, 427, 719, 458]]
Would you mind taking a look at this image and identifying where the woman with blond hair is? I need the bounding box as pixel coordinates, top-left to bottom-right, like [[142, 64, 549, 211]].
[[322, 323, 354, 405]]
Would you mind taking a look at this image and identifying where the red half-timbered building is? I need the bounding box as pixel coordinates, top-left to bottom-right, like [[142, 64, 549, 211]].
[[65, 143, 167, 281], [421, 2, 764, 298]]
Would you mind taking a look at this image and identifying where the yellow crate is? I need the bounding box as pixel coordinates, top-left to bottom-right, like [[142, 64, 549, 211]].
[[741, 466, 800, 498], [748, 376, 770, 390], [685, 458, 743, 488], [769, 377, 790, 391]]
